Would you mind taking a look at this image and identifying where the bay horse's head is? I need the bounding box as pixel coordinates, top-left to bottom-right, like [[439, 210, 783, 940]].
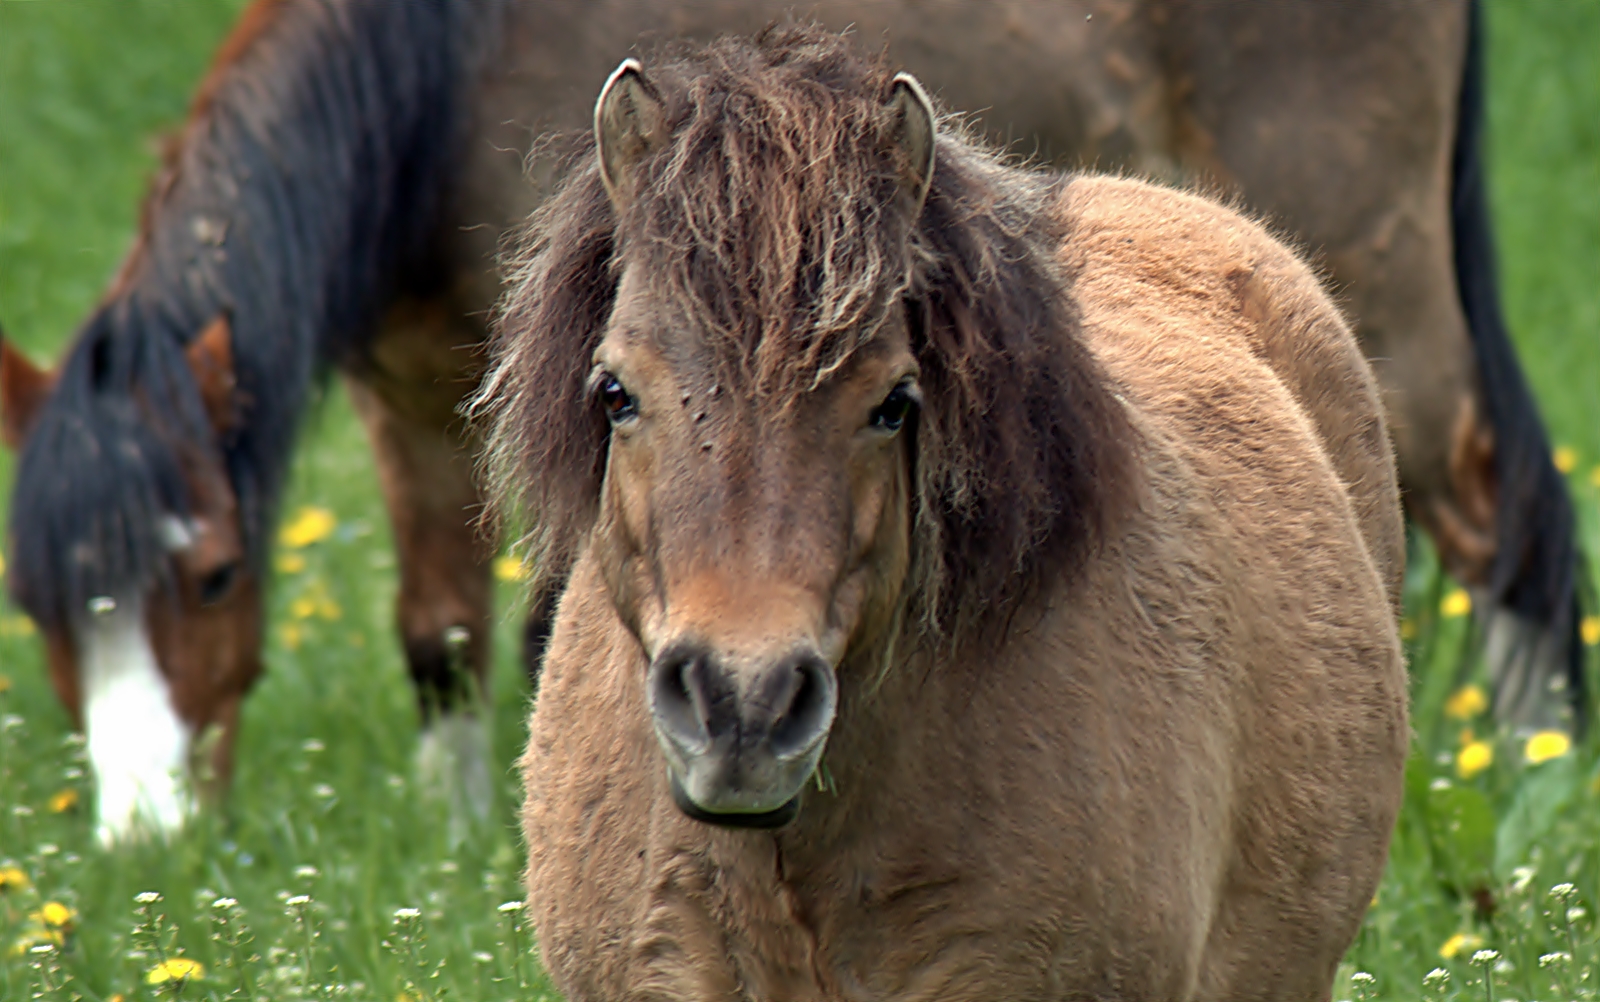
[[2, 307, 259, 843], [482, 28, 1129, 828]]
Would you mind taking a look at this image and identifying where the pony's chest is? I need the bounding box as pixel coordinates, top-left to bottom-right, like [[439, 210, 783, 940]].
[[640, 857, 1111, 1002]]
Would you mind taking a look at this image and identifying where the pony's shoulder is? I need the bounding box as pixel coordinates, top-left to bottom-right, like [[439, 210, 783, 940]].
[[1055, 172, 1403, 608], [1052, 173, 1310, 293], [1050, 171, 1359, 383]]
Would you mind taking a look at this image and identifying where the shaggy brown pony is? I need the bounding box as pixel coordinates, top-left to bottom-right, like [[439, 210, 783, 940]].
[[482, 27, 1406, 1001]]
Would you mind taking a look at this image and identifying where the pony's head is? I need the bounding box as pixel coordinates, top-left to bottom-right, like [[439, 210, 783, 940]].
[[480, 27, 1131, 827], [2, 308, 260, 843]]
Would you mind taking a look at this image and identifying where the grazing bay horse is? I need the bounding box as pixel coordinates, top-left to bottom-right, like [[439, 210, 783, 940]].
[[483, 28, 1406, 999], [0, 1, 514, 842], [0, 0, 1573, 842]]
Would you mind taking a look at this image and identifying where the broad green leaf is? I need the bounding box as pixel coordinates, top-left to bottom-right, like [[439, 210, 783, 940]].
[[1496, 754, 1579, 878]]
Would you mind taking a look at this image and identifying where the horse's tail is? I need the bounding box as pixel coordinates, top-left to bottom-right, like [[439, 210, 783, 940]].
[[1451, 0, 1590, 728]]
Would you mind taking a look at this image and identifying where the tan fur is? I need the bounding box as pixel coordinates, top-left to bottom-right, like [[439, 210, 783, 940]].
[[502, 31, 1405, 1001]]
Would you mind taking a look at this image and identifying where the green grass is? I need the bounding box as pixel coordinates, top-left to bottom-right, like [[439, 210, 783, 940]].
[[1486, 0, 1600, 460], [0, 3, 1596, 1000]]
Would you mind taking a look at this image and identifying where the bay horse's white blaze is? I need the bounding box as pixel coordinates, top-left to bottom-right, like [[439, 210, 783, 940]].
[[78, 600, 193, 843]]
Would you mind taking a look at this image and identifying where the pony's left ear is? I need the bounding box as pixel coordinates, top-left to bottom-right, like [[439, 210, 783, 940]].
[[0, 332, 57, 449], [885, 72, 936, 215], [594, 58, 668, 210], [186, 313, 239, 433]]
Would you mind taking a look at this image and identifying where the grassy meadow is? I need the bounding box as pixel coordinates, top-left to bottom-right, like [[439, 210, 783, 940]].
[[0, 2, 1596, 999]]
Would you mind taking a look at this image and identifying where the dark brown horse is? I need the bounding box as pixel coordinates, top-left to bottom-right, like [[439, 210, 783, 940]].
[[0, 0, 1574, 842], [484, 27, 1406, 999]]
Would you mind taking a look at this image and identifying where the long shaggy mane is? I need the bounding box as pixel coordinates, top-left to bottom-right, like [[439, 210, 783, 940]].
[[478, 24, 1134, 642]]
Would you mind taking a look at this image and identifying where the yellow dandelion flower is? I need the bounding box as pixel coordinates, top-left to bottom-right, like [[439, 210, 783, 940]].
[[9, 928, 62, 956], [493, 554, 530, 583], [1590, 464, 1600, 489], [290, 596, 317, 620], [275, 552, 307, 574], [1552, 445, 1578, 474], [47, 788, 79, 814], [281, 622, 304, 652], [1582, 616, 1600, 647], [316, 597, 342, 621], [1456, 739, 1493, 779], [0, 615, 36, 639], [1441, 588, 1472, 618], [0, 866, 29, 892], [1439, 930, 1484, 959], [34, 902, 76, 930], [1399, 618, 1417, 641], [146, 957, 205, 984], [279, 506, 336, 549], [1525, 730, 1572, 765], [1444, 684, 1488, 720], [0, 675, 10, 694]]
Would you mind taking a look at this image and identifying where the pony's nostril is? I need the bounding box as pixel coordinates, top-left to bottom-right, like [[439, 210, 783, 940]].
[[651, 644, 835, 761], [649, 646, 716, 751], [768, 655, 836, 758]]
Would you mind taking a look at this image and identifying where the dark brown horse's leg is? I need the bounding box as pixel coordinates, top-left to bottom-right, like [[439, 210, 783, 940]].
[[345, 375, 490, 712], [341, 311, 495, 825]]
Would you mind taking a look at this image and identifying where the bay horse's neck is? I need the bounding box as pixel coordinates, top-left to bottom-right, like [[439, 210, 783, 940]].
[[108, 0, 487, 551]]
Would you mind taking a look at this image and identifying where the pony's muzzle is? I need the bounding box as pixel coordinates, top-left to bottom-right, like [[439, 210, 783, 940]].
[[648, 640, 836, 825]]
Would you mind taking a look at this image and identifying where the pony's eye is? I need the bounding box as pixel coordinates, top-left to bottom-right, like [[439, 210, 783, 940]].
[[598, 374, 638, 424], [197, 561, 240, 606], [869, 383, 917, 433]]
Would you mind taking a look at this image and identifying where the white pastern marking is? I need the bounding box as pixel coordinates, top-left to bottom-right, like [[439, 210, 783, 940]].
[[78, 602, 193, 844], [416, 711, 493, 840]]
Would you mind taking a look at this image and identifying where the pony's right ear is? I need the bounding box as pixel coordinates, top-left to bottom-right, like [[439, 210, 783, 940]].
[[0, 333, 57, 449], [594, 58, 667, 210], [885, 72, 936, 215]]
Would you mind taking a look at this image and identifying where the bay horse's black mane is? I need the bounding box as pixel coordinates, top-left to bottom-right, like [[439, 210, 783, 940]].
[[7, 0, 478, 629]]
